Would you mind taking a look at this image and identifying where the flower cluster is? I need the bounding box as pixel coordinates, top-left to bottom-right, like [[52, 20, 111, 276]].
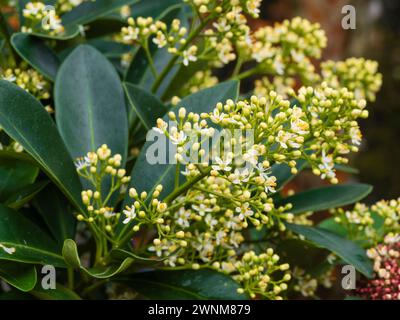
[[185, 0, 262, 18], [22, 2, 64, 35], [254, 76, 296, 99], [354, 234, 400, 300], [246, 17, 327, 82], [75, 145, 131, 238], [230, 250, 291, 299], [321, 58, 382, 102], [121, 16, 196, 66], [332, 198, 400, 245], [292, 266, 334, 298], [1, 65, 51, 101]]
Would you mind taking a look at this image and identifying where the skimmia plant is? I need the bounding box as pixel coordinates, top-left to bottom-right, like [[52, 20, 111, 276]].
[[0, 0, 392, 300]]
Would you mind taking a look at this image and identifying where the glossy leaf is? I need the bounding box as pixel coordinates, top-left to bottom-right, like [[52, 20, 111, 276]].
[[0, 158, 38, 202], [61, 0, 138, 26], [11, 33, 60, 80], [0, 204, 66, 267], [277, 183, 373, 215], [4, 180, 49, 209], [33, 185, 76, 248], [87, 38, 132, 58], [0, 261, 37, 292], [0, 80, 83, 211], [286, 223, 373, 278], [55, 45, 128, 161], [62, 239, 133, 279], [31, 284, 81, 300], [123, 82, 167, 131], [130, 0, 182, 18], [124, 269, 246, 300]]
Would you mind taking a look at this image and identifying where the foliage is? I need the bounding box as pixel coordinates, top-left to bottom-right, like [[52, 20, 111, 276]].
[[0, 0, 391, 300]]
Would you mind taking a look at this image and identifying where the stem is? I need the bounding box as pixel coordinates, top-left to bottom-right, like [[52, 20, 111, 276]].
[[143, 40, 157, 77], [151, 16, 213, 93], [232, 56, 243, 77], [234, 67, 260, 81], [163, 167, 211, 204], [174, 163, 181, 188], [81, 279, 108, 297]]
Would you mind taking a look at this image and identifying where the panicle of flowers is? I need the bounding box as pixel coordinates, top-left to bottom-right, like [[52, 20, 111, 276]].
[[246, 17, 327, 82], [1, 65, 51, 102], [321, 58, 382, 102], [22, 2, 64, 35], [120, 16, 196, 66], [254, 76, 296, 99], [354, 234, 400, 300], [291, 267, 334, 298], [229, 250, 291, 299], [332, 198, 400, 245], [75, 145, 131, 235]]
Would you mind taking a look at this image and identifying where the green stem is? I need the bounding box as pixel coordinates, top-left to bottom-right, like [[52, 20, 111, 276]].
[[234, 67, 260, 81], [143, 40, 157, 77], [151, 16, 213, 93], [81, 279, 108, 297], [67, 268, 74, 290], [232, 55, 243, 77]]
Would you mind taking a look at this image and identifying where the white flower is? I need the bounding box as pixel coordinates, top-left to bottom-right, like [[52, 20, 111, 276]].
[[205, 214, 218, 229], [192, 203, 212, 216], [243, 148, 259, 167], [74, 157, 90, 170], [318, 150, 336, 180], [152, 31, 167, 48], [215, 230, 227, 245], [169, 129, 186, 145], [152, 120, 168, 134], [231, 168, 252, 184], [182, 46, 197, 66], [291, 49, 305, 63], [176, 207, 191, 228], [349, 127, 362, 146], [2, 74, 16, 82], [148, 245, 163, 257], [123, 26, 139, 42], [212, 156, 232, 172], [122, 206, 136, 224], [104, 209, 116, 219], [0, 243, 15, 255], [276, 130, 300, 149], [210, 108, 226, 123], [264, 176, 277, 193], [235, 203, 254, 220]]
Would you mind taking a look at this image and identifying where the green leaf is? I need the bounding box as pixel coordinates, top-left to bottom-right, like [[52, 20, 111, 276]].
[[125, 80, 239, 202], [61, 0, 139, 26], [123, 82, 167, 131], [4, 180, 49, 209], [62, 239, 133, 279], [0, 80, 83, 212], [124, 5, 190, 97], [0, 261, 37, 292], [0, 158, 38, 202], [124, 269, 247, 300], [0, 204, 66, 267], [87, 38, 132, 58], [130, 0, 182, 18], [55, 45, 128, 162], [11, 33, 60, 81], [28, 24, 80, 41], [31, 283, 81, 300], [318, 217, 348, 237], [33, 185, 76, 248], [277, 183, 373, 215], [286, 223, 373, 278]]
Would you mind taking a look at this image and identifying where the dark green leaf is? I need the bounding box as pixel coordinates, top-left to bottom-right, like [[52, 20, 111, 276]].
[[62, 239, 133, 279], [0, 158, 38, 202], [0, 204, 66, 267], [123, 82, 167, 131], [55, 45, 128, 162], [87, 38, 132, 58], [4, 180, 49, 209], [0, 80, 83, 212], [33, 185, 76, 248], [124, 269, 246, 300], [61, 0, 138, 26], [286, 223, 373, 278], [277, 183, 373, 215], [31, 283, 81, 300], [0, 261, 37, 292], [11, 33, 60, 81], [130, 0, 182, 18]]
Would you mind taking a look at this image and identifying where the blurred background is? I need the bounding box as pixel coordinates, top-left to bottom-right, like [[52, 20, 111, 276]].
[[258, 0, 400, 203]]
